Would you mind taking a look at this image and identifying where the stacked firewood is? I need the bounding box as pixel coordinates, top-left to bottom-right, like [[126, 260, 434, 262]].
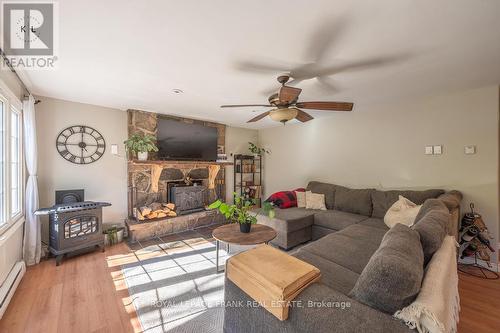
[[134, 202, 177, 221]]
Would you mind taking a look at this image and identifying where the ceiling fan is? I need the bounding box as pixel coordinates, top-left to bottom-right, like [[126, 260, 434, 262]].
[[221, 74, 353, 124]]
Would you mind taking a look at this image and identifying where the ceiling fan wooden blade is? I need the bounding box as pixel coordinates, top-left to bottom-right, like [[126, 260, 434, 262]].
[[247, 111, 270, 123], [295, 109, 314, 122], [295, 101, 353, 111], [221, 104, 272, 108], [278, 86, 302, 104]]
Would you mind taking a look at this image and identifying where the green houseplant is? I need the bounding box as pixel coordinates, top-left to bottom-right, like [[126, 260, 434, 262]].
[[208, 193, 275, 233], [248, 142, 270, 156], [103, 225, 125, 246], [124, 133, 159, 161]]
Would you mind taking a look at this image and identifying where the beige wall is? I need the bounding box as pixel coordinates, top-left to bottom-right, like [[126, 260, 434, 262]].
[[225, 126, 259, 203], [36, 96, 129, 241], [259, 86, 499, 256]]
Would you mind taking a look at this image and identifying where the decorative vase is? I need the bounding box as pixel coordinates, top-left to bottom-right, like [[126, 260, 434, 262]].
[[137, 151, 148, 161], [240, 223, 251, 233]]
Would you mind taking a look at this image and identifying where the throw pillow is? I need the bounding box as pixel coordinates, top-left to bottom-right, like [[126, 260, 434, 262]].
[[296, 191, 306, 208], [265, 188, 305, 209], [412, 199, 450, 265], [384, 196, 422, 228], [306, 181, 336, 209], [371, 189, 445, 218], [349, 223, 424, 314], [305, 191, 327, 210]]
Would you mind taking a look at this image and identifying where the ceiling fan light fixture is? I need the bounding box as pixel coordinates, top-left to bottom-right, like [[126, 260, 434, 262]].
[[269, 108, 298, 124]]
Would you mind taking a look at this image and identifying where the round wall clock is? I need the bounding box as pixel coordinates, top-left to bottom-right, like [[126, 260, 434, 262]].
[[56, 125, 106, 164]]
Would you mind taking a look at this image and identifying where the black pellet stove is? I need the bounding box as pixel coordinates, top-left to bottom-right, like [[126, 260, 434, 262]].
[[36, 190, 111, 265]]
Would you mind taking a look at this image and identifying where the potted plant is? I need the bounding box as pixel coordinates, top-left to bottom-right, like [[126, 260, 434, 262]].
[[103, 225, 125, 246], [248, 142, 270, 157], [124, 133, 159, 161], [208, 193, 274, 233]]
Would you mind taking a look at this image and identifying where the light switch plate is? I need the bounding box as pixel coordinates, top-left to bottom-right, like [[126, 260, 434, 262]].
[[433, 145, 442, 155], [425, 146, 433, 155], [464, 145, 476, 154], [111, 144, 118, 155]]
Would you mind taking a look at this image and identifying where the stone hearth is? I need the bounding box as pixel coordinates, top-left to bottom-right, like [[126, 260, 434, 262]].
[[127, 209, 224, 243]]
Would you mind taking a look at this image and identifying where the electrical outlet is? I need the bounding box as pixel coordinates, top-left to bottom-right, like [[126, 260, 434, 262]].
[[464, 145, 476, 154], [425, 146, 433, 155], [433, 145, 442, 155]]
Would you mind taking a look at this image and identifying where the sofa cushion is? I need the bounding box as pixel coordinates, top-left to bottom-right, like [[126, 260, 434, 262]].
[[300, 231, 381, 274], [293, 249, 360, 295], [350, 224, 424, 314], [306, 181, 336, 209], [255, 207, 315, 233], [334, 186, 375, 216], [371, 189, 445, 218], [336, 224, 388, 247], [313, 210, 368, 231], [311, 225, 337, 240], [414, 198, 449, 222], [437, 191, 462, 211], [413, 199, 450, 265], [358, 217, 389, 230]]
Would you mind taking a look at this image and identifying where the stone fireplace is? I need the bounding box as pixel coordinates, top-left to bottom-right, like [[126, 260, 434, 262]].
[[125, 110, 230, 242]]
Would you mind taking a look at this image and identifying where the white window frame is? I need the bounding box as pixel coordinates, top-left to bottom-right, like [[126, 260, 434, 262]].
[[0, 80, 24, 236], [10, 105, 23, 220]]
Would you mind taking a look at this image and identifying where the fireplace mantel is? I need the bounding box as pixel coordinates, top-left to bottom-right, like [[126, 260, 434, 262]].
[[129, 160, 233, 167], [129, 160, 232, 193]]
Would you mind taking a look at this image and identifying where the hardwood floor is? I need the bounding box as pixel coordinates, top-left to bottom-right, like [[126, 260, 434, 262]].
[[1, 228, 499, 333], [457, 271, 500, 333], [0, 242, 142, 333]]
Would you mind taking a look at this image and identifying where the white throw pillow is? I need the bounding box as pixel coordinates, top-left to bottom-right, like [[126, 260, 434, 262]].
[[296, 191, 306, 208], [305, 191, 327, 210], [384, 195, 422, 228]]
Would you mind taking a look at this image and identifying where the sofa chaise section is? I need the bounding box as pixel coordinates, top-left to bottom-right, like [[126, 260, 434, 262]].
[[255, 207, 316, 250]]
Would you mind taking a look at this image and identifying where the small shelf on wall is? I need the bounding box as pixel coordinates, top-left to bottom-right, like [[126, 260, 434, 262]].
[[233, 154, 263, 207]]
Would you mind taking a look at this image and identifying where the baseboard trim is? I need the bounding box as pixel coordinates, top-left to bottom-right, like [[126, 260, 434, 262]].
[[459, 257, 500, 272]]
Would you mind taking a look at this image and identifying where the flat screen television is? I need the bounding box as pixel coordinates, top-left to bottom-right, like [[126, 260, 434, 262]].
[[157, 117, 218, 161]]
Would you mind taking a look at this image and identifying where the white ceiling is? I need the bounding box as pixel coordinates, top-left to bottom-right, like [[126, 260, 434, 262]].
[[23, 0, 500, 128]]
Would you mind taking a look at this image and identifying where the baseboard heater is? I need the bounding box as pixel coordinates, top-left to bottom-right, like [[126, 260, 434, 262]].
[[0, 261, 26, 319]]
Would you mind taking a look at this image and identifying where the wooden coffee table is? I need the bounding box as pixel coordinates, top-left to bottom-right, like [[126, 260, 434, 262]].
[[212, 223, 277, 273]]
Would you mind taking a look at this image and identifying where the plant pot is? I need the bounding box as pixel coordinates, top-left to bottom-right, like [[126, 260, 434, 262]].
[[104, 229, 124, 246], [137, 151, 148, 161], [240, 223, 251, 233]]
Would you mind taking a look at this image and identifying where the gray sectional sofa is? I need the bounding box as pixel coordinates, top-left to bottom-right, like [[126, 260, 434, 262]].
[[256, 181, 459, 250], [223, 181, 462, 333]]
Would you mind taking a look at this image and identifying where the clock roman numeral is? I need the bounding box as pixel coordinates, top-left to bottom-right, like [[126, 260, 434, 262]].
[[68, 127, 75, 134]]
